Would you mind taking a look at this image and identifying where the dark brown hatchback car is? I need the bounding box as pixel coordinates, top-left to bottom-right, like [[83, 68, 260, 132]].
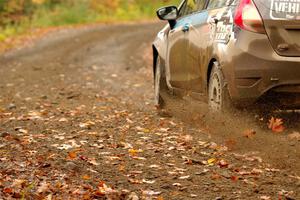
[[153, 0, 300, 111]]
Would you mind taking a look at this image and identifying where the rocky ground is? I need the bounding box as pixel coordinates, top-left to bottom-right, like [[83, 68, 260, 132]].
[[0, 22, 299, 199]]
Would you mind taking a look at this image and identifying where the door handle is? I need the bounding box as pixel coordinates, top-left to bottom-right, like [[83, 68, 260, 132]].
[[182, 24, 190, 32], [209, 17, 219, 24]]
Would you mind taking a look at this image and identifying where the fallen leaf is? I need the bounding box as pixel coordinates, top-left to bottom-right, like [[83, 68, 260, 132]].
[[243, 179, 258, 186], [173, 183, 182, 187], [218, 159, 229, 168], [179, 175, 190, 180], [260, 196, 271, 200], [37, 181, 49, 193], [136, 126, 150, 133], [79, 121, 95, 129], [142, 190, 162, 196], [82, 175, 91, 180], [149, 164, 160, 169], [128, 178, 142, 184], [207, 158, 217, 165], [128, 192, 139, 200], [59, 118, 68, 122], [3, 187, 13, 194], [265, 168, 280, 172], [128, 149, 143, 156], [119, 164, 125, 172], [68, 151, 77, 160], [268, 117, 285, 133], [142, 179, 156, 184], [17, 128, 28, 134], [132, 156, 146, 160], [231, 176, 239, 182], [12, 179, 26, 188], [178, 135, 193, 145], [251, 168, 263, 175], [88, 158, 100, 166]]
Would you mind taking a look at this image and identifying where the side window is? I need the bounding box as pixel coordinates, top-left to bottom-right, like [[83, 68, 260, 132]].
[[178, 0, 207, 18], [178, 0, 208, 18], [197, 0, 206, 10], [178, 1, 188, 18], [186, 0, 197, 14], [207, 0, 227, 9]]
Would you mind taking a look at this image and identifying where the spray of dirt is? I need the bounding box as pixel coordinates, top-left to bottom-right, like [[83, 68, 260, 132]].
[[161, 92, 300, 174]]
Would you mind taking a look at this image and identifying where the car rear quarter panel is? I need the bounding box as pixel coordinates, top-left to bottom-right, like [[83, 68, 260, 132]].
[[223, 29, 300, 103]]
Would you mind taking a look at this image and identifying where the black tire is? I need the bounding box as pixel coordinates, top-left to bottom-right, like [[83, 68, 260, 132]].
[[208, 63, 232, 112], [154, 56, 167, 109]]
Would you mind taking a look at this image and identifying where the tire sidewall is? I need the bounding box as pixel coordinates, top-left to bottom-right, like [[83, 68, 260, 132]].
[[208, 63, 231, 112], [154, 57, 166, 108]]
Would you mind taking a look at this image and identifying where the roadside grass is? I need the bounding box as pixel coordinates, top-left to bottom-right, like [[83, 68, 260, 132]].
[[0, 0, 179, 42]]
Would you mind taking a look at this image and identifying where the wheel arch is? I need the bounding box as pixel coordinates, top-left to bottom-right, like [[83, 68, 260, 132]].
[[152, 45, 159, 79], [207, 58, 218, 87]]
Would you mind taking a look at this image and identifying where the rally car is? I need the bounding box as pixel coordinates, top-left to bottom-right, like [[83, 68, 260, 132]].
[[153, 0, 300, 111]]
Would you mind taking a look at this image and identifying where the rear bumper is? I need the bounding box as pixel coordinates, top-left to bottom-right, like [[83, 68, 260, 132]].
[[221, 30, 300, 106]]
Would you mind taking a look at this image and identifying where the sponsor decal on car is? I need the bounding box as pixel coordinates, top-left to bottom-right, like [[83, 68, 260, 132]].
[[209, 9, 233, 43], [270, 0, 300, 20]]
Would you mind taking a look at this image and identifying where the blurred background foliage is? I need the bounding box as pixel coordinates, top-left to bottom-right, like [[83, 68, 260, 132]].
[[0, 0, 178, 41]]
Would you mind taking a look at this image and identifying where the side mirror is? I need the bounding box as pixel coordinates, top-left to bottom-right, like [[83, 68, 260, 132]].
[[156, 6, 178, 21]]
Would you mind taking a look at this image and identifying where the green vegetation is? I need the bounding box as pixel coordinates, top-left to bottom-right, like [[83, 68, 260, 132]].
[[0, 0, 179, 41]]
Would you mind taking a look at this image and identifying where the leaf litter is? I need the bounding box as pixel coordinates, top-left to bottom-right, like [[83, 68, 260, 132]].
[[0, 25, 298, 200]]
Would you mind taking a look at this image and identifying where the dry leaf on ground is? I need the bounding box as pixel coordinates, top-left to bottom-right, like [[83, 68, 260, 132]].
[[268, 117, 285, 133]]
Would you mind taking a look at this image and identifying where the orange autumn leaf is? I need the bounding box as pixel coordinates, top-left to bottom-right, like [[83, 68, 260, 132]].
[[231, 176, 239, 182], [268, 117, 285, 133], [128, 149, 143, 156], [98, 181, 106, 188], [218, 159, 229, 168], [94, 190, 105, 197], [128, 178, 142, 184], [82, 175, 91, 180], [3, 187, 13, 194], [68, 151, 77, 160], [118, 164, 125, 172]]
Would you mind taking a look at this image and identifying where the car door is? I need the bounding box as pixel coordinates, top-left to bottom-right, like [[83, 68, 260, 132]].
[[187, 0, 231, 93], [185, 0, 210, 93], [167, 0, 198, 89]]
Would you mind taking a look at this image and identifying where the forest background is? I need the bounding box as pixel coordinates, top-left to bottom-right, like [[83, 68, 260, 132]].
[[0, 0, 177, 41]]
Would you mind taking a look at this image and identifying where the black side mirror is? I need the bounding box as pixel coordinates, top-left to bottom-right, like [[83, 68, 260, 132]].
[[156, 6, 178, 21]]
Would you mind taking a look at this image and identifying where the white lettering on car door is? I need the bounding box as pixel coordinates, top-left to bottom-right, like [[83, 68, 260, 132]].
[[271, 0, 300, 19], [214, 9, 233, 43]]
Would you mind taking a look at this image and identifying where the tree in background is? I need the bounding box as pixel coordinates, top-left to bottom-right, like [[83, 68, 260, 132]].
[[0, 0, 178, 32]]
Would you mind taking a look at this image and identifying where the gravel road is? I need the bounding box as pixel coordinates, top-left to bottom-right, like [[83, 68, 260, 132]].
[[0, 22, 299, 199]]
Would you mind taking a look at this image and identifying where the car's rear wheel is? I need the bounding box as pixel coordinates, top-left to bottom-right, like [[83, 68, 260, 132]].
[[154, 57, 167, 109], [208, 63, 231, 112]]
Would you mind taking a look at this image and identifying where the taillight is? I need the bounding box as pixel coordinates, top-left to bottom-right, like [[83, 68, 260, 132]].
[[234, 0, 266, 34]]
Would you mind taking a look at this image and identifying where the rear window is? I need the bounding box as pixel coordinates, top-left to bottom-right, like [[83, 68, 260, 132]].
[[207, 0, 228, 9]]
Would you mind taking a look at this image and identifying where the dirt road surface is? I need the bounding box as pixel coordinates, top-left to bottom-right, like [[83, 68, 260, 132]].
[[0, 22, 299, 199]]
